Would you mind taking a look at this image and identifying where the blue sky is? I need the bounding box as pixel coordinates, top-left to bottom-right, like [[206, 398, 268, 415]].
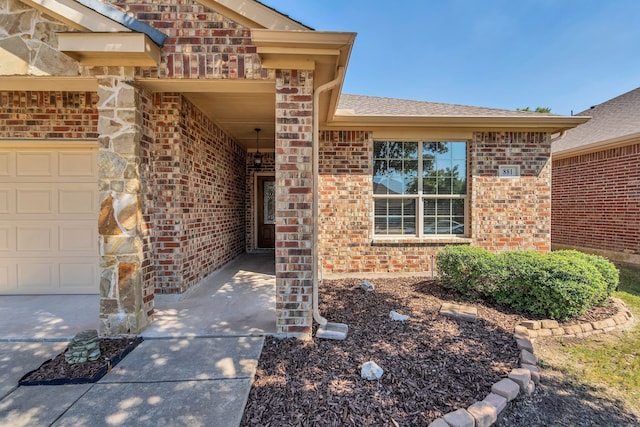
[[261, 0, 640, 115]]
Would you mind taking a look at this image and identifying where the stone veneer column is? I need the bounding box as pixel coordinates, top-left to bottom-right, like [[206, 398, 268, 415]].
[[275, 70, 314, 337], [96, 67, 148, 335]]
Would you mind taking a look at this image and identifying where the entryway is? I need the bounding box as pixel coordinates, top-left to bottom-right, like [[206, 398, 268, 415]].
[[256, 175, 275, 249], [143, 252, 276, 338]]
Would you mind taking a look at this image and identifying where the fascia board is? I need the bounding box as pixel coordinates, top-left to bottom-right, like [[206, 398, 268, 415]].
[[198, 0, 311, 30], [20, 0, 130, 32], [58, 32, 161, 66]]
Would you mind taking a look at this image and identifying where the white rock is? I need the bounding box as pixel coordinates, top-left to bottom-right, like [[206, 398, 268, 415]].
[[361, 361, 384, 380], [360, 280, 375, 292], [390, 310, 409, 321]]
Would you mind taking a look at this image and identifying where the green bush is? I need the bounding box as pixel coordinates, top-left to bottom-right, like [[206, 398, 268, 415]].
[[436, 246, 500, 298], [436, 246, 617, 320], [495, 251, 607, 319], [553, 250, 619, 301]]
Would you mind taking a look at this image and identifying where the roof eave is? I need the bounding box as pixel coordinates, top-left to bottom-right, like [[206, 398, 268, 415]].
[[553, 132, 640, 159], [197, 0, 312, 30], [326, 114, 590, 133], [252, 29, 356, 124], [58, 32, 161, 66]]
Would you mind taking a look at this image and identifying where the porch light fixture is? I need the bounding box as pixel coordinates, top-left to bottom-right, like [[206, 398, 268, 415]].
[[253, 128, 263, 168]]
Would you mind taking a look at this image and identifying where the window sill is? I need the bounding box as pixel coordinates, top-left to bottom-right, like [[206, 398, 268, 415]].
[[371, 236, 473, 245]]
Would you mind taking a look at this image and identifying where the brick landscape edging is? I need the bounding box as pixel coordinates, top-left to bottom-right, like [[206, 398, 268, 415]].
[[430, 299, 634, 427]]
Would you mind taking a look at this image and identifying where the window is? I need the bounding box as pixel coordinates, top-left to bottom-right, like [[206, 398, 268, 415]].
[[373, 141, 467, 236]]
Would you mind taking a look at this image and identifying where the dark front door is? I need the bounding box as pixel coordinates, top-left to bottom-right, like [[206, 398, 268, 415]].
[[257, 176, 275, 248]]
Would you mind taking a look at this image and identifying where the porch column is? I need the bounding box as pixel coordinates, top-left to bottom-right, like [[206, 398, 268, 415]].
[[275, 70, 314, 337], [96, 67, 149, 335]]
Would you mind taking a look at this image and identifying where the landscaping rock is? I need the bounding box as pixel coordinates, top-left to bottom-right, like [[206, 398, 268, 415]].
[[467, 401, 498, 427], [491, 378, 520, 401], [389, 310, 409, 321], [443, 408, 474, 427], [65, 329, 101, 365], [359, 280, 375, 292], [360, 361, 383, 380], [508, 368, 532, 392]]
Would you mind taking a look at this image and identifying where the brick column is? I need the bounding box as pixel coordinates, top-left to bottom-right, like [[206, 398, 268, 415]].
[[275, 70, 314, 337], [96, 67, 149, 335]]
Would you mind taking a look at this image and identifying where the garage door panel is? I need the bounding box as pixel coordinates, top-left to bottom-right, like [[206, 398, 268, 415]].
[[0, 226, 12, 251], [60, 222, 97, 252], [59, 152, 97, 177], [60, 262, 98, 290], [17, 262, 56, 289], [17, 225, 55, 252], [59, 184, 97, 214], [16, 151, 55, 177], [17, 187, 54, 214], [0, 264, 11, 288], [0, 152, 11, 177], [0, 188, 10, 214]]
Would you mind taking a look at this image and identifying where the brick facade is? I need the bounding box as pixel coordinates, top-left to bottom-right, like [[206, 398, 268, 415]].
[[0, 91, 98, 139], [318, 131, 552, 276], [107, 0, 271, 80], [141, 93, 247, 294], [552, 142, 640, 264], [471, 132, 552, 253], [275, 70, 314, 337]]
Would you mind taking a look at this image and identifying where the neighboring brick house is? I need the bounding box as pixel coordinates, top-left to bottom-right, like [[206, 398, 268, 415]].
[[0, 0, 587, 338], [552, 87, 640, 266]]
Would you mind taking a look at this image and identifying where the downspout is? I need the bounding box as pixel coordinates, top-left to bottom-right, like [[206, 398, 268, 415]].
[[312, 66, 345, 327]]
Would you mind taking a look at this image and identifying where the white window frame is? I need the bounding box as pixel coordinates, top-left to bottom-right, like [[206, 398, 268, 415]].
[[372, 140, 469, 238]]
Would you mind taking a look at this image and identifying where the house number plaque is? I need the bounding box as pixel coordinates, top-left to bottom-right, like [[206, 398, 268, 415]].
[[498, 165, 520, 178]]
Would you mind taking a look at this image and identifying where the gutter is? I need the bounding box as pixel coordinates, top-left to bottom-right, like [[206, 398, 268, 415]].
[[312, 66, 348, 340]]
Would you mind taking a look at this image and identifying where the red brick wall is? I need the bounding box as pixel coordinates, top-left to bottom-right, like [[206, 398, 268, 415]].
[[472, 132, 552, 253], [552, 142, 640, 260], [318, 131, 553, 275], [0, 91, 98, 139], [107, 0, 269, 80], [275, 69, 314, 337], [142, 93, 246, 293]]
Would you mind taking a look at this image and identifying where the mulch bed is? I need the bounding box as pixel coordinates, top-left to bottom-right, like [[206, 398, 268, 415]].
[[241, 277, 622, 427], [19, 336, 142, 385]]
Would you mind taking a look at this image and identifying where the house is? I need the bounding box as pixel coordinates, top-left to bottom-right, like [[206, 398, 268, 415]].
[[552, 87, 640, 266], [0, 0, 588, 338]]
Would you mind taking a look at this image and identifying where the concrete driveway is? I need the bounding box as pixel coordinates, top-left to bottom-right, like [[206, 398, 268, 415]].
[[0, 252, 275, 427]]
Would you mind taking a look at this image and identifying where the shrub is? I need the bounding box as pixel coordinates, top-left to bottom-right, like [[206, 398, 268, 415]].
[[437, 246, 616, 320], [553, 250, 619, 302], [436, 246, 501, 298], [494, 251, 607, 319]]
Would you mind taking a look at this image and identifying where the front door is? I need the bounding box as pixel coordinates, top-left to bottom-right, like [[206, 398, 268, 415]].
[[257, 176, 275, 248]]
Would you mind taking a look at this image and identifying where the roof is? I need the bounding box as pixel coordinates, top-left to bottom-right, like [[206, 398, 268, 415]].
[[337, 94, 555, 117], [553, 87, 640, 155], [76, 0, 167, 46]]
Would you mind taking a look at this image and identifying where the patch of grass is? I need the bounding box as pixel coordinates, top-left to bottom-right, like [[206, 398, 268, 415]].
[[556, 263, 640, 411]]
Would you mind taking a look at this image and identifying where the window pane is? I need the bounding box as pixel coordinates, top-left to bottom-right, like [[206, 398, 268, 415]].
[[452, 199, 465, 217], [374, 198, 416, 235], [424, 199, 436, 216], [452, 217, 465, 234], [437, 199, 451, 216], [437, 177, 452, 195], [451, 142, 466, 159]]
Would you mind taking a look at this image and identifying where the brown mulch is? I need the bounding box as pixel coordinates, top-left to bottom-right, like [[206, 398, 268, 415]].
[[20, 337, 139, 383], [241, 278, 627, 427], [242, 278, 525, 426]]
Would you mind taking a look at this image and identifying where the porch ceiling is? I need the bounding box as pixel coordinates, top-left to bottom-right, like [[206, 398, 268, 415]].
[[138, 79, 277, 151]]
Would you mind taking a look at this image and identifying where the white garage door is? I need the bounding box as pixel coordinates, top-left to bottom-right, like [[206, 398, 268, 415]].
[[0, 143, 99, 294]]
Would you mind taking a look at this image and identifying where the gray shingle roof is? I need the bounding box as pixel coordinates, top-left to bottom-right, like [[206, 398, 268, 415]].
[[336, 93, 547, 117], [553, 87, 640, 154]]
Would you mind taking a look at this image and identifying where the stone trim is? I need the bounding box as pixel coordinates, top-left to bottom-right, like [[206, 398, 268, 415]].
[[431, 302, 540, 426], [516, 298, 634, 339], [430, 298, 635, 426]]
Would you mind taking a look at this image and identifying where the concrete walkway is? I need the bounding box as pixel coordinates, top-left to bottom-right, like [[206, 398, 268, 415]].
[[0, 252, 275, 427]]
